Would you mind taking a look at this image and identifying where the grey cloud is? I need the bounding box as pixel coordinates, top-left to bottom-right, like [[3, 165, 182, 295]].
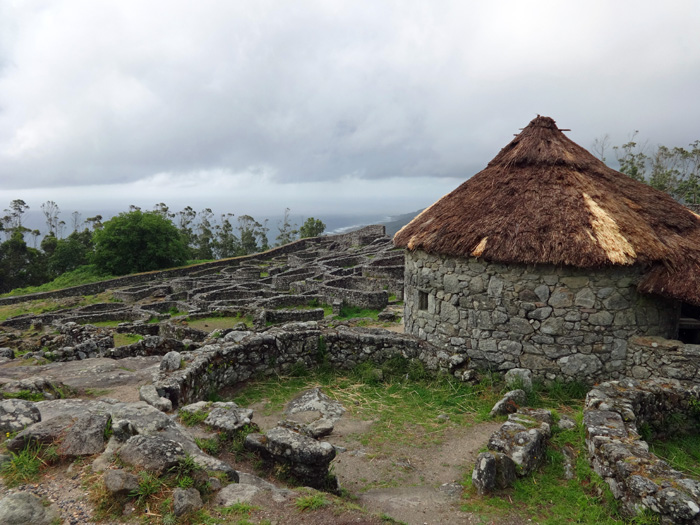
[[1, 0, 700, 195]]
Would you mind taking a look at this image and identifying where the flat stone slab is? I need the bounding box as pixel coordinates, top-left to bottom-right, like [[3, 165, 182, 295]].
[[285, 387, 345, 423], [0, 356, 161, 401], [0, 399, 41, 433]]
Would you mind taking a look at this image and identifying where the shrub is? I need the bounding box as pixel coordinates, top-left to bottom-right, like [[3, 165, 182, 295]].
[[92, 210, 188, 275]]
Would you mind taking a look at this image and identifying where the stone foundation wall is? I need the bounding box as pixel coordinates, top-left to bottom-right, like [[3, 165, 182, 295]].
[[585, 379, 700, 522], [154, 323, 449, 407], [627, 336, 700, 382], [404, 251, 679, 383]]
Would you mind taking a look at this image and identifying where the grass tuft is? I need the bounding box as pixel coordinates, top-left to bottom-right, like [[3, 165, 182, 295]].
[[295, 493, 328, 511]]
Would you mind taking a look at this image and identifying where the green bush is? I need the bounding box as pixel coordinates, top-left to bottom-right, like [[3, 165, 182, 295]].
[[92, 210, 188, 275]]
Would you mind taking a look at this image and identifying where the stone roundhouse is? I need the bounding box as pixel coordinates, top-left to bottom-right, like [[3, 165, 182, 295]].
[[394, 116, 700, 383]]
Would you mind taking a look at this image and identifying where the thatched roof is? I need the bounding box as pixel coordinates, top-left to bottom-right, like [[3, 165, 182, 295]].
[[394, 116, 700, 305]]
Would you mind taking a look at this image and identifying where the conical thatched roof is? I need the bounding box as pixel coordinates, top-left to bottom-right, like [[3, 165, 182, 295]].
[[394, 116, 700, 305]]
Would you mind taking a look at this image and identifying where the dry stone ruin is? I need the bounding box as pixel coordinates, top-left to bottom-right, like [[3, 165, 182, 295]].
[[0, 222, 699, 523]]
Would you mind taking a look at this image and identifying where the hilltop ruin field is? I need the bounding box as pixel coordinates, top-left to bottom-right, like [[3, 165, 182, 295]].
[[0, 227, 695, 525]]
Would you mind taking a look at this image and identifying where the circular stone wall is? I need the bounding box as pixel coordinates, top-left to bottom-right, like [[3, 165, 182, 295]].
[[403, 250, 679, 383]]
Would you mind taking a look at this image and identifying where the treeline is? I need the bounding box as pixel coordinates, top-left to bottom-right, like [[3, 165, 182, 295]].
[[0, 201, 325, 293], [593, 134, 700, 203]]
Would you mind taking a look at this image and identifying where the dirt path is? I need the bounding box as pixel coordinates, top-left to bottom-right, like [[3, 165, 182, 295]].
[[251, 396, 507, 525]]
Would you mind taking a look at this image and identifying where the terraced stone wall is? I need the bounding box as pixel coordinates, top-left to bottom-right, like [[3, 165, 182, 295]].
[[403, 250, 679, 383]]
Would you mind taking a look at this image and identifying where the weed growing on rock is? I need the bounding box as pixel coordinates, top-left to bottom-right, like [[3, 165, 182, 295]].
[[129, 471, 163, 507], [1, 389, 45, 401], [220, 502, 259, 516], [179, 408, 208, 426], [195, 435, 222, 456], [295, 493, 328, 511]]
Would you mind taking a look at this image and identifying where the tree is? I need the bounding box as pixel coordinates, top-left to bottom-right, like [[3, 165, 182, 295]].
[[5, 199, 29, 230], [298, 217, 326, 238], [237, 215, 260, 255], [71, 211, 83, 233], [276, 208, 298, 246], [48, 230, 93, 276], [41, 200, 61, 236], [86, 215, 103, 230], [0, 230, 47, 293], [613, 132, 647, 182], [92, 210, 188, 275], [214, 213, 239, 258], [175, 206, 197, 254], [192, 208, 215, 260]]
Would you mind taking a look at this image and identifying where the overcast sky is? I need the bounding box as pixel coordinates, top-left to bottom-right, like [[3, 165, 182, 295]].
[[1, 0, 699, 223]]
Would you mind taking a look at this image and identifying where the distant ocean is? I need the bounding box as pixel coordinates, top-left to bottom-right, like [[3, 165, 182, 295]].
[[13, 210, 417, 244]]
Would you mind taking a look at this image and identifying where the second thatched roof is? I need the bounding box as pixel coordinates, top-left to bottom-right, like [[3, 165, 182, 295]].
[[394, 116, 700, 305]]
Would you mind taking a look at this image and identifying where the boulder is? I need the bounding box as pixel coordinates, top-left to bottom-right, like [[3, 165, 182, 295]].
[[160, 351, 182, 372], [0, 492, 60, 525], [504, 368, 533, 393], [489, 389, 527, 417], [0, 399, 41, 434], [0, 347, 14, 359], [307, 418, 334, 438], [487, 409, 552, 476], [215, 483, 261, 506], [172, 487, 202, 516], [285, 387, 346, 423], [1, 377, 68, 400], [118, 435, 185, 475], [204, 403, 254, 433], [6, 415, 74, 453], [471, 451, 517, 494], [58, 413, 110, 456], [139, 385, 172, 412], [245, 426, 337, 490], [103, 469, 140, 496]]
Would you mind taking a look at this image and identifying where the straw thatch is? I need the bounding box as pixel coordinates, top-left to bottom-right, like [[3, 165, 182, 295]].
[[394, 116, 700, 305]]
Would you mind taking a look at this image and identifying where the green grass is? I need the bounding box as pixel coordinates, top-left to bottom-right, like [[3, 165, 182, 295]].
[[179, 408, 209, 427], [128, 471, 163, 507], [195, 435, 222, 456], [113, 333, 143, 346], [86, 320, 124, 327], [0, 442, 59, 487], [230, 357, 504, 450], [1, 265, 114, 297], [184, 313, 254, 331], [336, 306, 382, 320], [220, 502, 259, 516], [0, 292, 114, 321], [278, 303, 334, 317], [649, 432, 700, 478], [2, 390, 45, 401], [226, 361, 653, 523], [295, 493, 328, 511], [461, 411, 662, 524]]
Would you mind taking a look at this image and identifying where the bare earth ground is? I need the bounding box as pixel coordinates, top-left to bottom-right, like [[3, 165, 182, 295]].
[[249, 399, 526, 525]]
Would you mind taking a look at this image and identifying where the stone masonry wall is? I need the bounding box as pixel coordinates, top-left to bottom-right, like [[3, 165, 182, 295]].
[[154, 323, 450, 408], [404, 251, 680, 383]]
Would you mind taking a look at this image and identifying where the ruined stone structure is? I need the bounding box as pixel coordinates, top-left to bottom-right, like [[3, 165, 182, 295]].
[[403, 253, 679, 382], [585, 379, 700, 523]]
